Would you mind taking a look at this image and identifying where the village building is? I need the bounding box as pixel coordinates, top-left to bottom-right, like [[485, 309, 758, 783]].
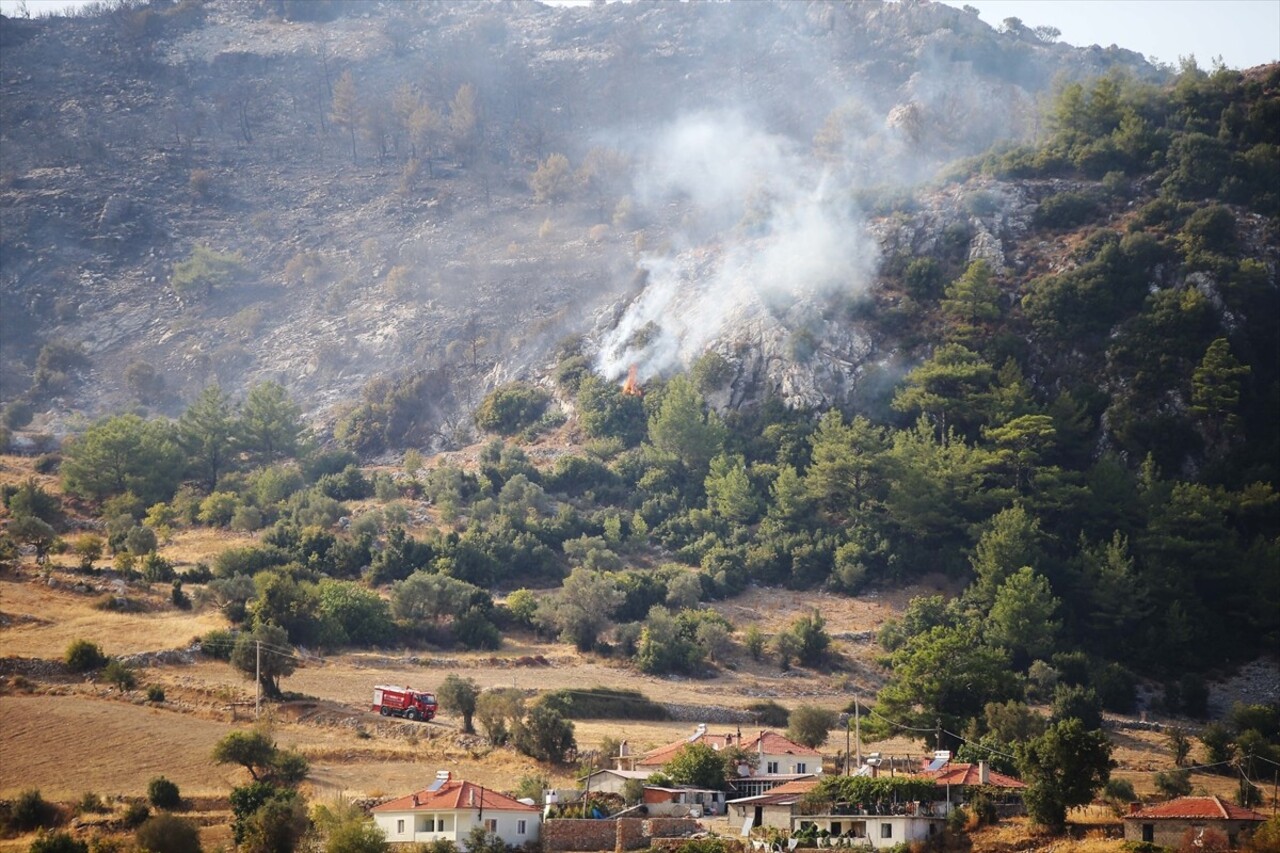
[[579, 768, 651, 797], [916, 759, 1026, 816], [1123, 796, 1268, 848], [642, 785, 728, 816], [728, 779, 946, 848], [372, 771, 540, 849], [620, 725, 824, 798]]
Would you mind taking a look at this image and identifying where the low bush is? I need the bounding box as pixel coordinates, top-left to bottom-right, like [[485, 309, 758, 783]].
[[64, 640, 107, 673], [28, 833, 86, 853], [5, 788, 56, 832], [135, 814, 202, 853], [474, 383, 551, 435], [103, 660, 137, 691], [538, 687, 669, 721], [121, 801, 150, 829], [147, 777, 181, 810], [746, 699, 791, 728], [1033, 191, 1100, 229]]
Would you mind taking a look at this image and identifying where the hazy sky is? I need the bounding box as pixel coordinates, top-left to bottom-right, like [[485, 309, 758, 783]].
[[939, 0, 1280, 70], [2, 0, 1277, 71]]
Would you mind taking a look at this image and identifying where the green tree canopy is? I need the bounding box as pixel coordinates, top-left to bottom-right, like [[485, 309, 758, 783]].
[[986, 567, 1061, 665], [648, 374, 726, 473], [535, 566, 622, 651], [438, 674, 481, 734], [239, 382, 305, 466], [230, 624, 297, 700], [870, 624, 1019, 745], [786, 705, 837, 749], [179, 384, 238, 491], [1015, 718, 1114, 831], [662, 741, 729, 790], [61, 414, 184, 505]]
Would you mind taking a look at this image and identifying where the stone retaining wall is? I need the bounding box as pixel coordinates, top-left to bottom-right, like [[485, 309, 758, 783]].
[[660, 702, 758, 723], [543, 817, 703, 852]]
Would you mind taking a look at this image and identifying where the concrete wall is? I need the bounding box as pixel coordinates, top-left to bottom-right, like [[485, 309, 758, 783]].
[[542, 817, 703, 852]]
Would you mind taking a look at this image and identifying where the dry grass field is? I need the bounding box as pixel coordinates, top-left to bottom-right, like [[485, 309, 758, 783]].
[[2, 453, 1274, 852]]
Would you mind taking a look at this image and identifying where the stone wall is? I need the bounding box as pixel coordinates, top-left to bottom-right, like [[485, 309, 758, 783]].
[[542, 819, 618, 852], [542, 817, 704, 852]]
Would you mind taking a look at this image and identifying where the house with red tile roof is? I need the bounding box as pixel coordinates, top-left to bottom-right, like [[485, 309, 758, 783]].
[[620, 725, 823, 798], [727, 779, 947, 847], [1123, 796, 1268, 848], [914, 758, 1026, 816], [372, 771, 540, 848]]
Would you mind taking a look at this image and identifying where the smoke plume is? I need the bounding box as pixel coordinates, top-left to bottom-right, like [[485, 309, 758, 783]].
[[595, 111, 880, 381]]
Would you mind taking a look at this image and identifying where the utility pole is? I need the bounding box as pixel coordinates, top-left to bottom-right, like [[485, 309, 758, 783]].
[[854, 696, 862, 770], [255, 639, 261, 720], [845, 714, 851, 776]]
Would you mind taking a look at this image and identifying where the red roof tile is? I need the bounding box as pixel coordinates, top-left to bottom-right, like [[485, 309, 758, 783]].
[[917, 763, 1025, 789], [636, 730, 821, 766], [1126, 796, 1267, 822], [372, 780, 538, 814]]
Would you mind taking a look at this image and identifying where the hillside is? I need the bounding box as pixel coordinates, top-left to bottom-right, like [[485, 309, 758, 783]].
[[0, 0, 1161, 440], [1, 2, 1279, 851]]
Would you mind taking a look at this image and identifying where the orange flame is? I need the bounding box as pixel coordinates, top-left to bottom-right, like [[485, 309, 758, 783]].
[[621, 364, 644, 397]]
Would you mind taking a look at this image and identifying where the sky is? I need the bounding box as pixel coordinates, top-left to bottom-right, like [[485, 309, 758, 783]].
[[1, 0, 1277, 71], [938, 0, 1280, 70]]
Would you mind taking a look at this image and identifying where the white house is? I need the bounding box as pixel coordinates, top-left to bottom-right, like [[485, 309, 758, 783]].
[[372, 771, 540, 848], [623, 726, 823, 798]]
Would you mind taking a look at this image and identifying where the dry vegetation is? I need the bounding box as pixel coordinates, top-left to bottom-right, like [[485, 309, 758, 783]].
[[0, 452, 1268, 852]]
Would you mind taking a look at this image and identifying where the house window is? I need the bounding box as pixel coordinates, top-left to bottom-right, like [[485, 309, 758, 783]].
[[767, 761, 779, 774], [795, 763, 806, 774], [830, 823, 841, 835], [880, 824, 893, 839], [484, 819, 498, 833], [439, 816, 451, 831], [397, 820, 405, 834], [518, 820, 527, 835], [1142, 824, 1154, 843]]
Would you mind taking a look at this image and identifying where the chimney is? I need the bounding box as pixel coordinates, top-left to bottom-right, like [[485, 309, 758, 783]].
[[978, 761, 989, 785], [620, 740, 629, 757], [413, 794, 419, 807], [1128, 802, 1142, 815]]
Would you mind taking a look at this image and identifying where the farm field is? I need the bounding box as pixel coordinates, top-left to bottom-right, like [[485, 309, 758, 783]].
[[0, 448, 1273, 853]]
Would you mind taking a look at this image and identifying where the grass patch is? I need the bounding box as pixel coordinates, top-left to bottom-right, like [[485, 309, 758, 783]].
[[538, 687, 669, 720]]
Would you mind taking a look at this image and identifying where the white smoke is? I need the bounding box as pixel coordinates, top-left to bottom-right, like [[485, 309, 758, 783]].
[[595, 111, 880, 381]]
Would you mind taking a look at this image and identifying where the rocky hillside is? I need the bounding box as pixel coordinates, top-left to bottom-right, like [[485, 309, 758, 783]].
[[0, 0, 1161, 446]]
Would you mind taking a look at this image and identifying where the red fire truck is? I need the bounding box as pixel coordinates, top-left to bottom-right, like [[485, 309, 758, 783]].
[[371, 685, 438, 721]]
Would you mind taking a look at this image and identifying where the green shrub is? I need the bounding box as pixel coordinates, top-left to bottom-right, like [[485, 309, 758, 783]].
[[121, 801, 150, 829], [147, 777, 181, 810], [75, 793, 108, 815], [170, 244, 243, 301], [8, 788, 56, 831], [537, 687, 669, 721], [746, 699, 791, 728], [33, 454, 61, 475], [135, 814, 201, 853], [1033, 191, 1100, 229], [28, 833, 87, 853], [64, 640, 107, 672], [103, 659, 137, 691], [147, 685, 166, 702], [199, 629, 236, 660], [474, 383, 551, 435]]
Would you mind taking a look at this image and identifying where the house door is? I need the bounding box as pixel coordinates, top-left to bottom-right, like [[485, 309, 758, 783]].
[[754, 807, 763, 827], [1142, 824, 1154, 843]]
